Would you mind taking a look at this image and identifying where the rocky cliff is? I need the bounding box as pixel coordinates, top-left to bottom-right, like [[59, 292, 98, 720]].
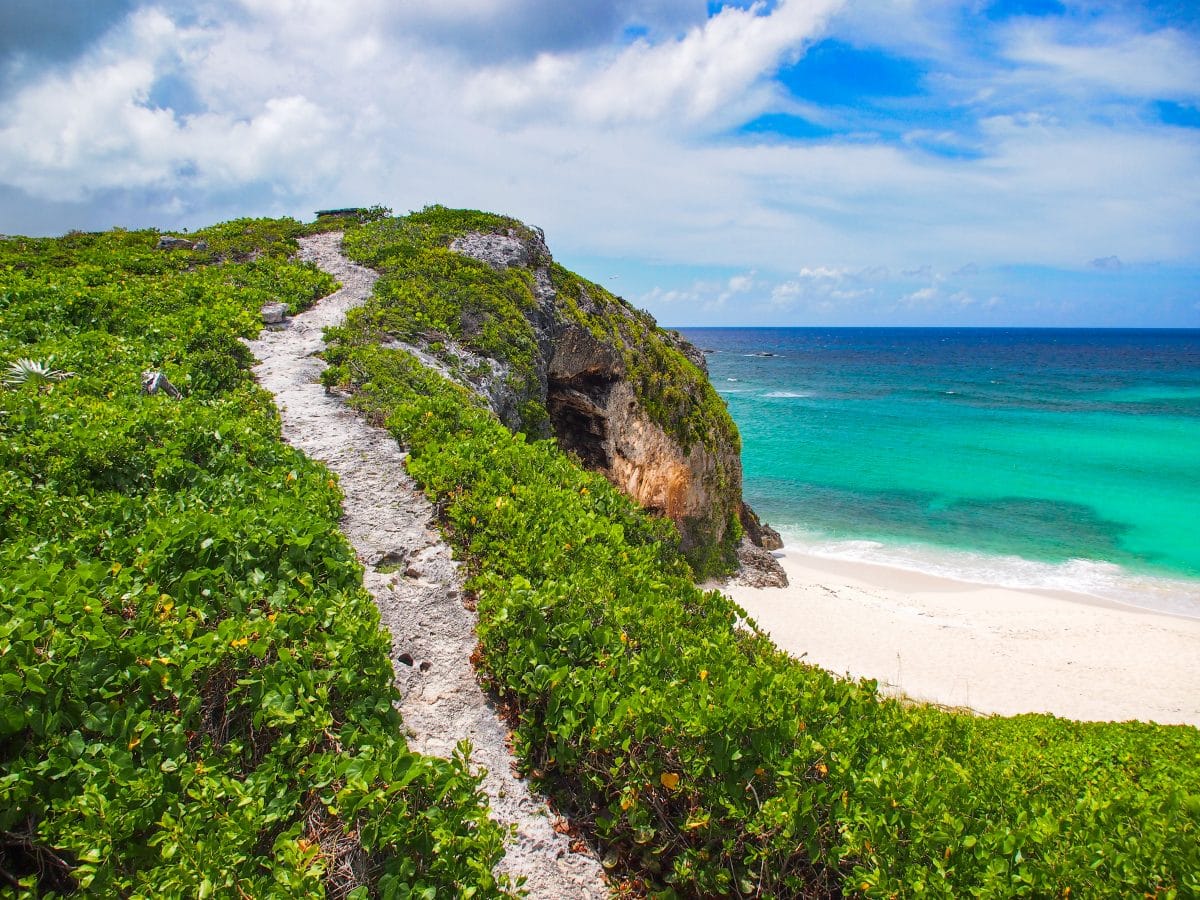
[[335, 206, 784, 582]]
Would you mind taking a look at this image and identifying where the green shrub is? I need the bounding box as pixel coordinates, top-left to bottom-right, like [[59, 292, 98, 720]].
[[339, 209, 743, 577], [0, 224, 507, 897], [327, 289, 1200, 898]]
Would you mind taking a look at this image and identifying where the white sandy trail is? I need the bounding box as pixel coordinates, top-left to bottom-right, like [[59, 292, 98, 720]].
[[248, 232, 607, 898]]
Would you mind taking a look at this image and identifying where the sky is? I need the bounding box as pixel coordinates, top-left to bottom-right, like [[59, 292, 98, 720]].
[[1, 0, 1198, 326]]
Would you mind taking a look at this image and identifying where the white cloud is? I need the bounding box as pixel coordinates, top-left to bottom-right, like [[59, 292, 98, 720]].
[[1003, 21, 1200, 101], [641, 269, 758, 310], [0, 7, 339, 201], [464, 0, 842, 127], [0, 0, 1196, 329], [768, 266, 876, 314]]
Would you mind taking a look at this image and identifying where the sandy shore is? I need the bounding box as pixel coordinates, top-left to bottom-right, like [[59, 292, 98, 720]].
[[722, 548, 1200, 727]]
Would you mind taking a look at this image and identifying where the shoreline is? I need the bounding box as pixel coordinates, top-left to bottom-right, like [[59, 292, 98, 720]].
[[722, 546, 1200, 727]]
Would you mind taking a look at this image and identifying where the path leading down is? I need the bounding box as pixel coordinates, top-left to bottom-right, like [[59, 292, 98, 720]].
[[248, 232, 607, 898]]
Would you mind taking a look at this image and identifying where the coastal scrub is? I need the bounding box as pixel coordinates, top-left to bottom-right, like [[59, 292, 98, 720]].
[[325, 212, 1200, 897], [0, 223, 507, 897]]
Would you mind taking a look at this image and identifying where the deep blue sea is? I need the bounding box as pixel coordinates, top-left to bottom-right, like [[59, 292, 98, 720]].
[[678, 328, 1200, 617]]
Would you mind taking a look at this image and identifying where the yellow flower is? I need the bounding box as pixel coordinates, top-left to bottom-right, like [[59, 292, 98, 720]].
[[231, 637, 249, 648], [699, 669, 708, 682], [815, 762, 828, 777], [620, 631, 628, 644]]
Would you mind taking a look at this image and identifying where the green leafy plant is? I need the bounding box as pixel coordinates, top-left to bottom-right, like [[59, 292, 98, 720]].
[[0, 222, 508, 898], [338, 208, 743, 577], [324, 211, 1200, 898], [3, 357, 73, 390]]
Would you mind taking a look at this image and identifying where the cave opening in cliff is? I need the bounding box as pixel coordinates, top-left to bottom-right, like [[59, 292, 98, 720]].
[[547, 372, 614, 470]]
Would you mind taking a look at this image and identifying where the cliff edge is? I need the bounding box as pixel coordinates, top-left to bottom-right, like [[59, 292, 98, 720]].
[[329, 206, 784, 582]]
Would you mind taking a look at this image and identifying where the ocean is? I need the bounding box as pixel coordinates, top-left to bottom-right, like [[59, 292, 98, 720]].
[[677, 328, 1200, 617]]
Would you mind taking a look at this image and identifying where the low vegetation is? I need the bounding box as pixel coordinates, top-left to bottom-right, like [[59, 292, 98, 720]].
[[324, 212, 1200, 898], [4, 210, 1197, 899], [0, 222, 506, 897], [335, 206, 743, 577]]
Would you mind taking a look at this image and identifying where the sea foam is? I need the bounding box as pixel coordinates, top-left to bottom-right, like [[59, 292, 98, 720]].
[[778, 529, 1200, 620]]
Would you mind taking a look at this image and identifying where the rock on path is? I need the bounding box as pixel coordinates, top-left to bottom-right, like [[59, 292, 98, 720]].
[[248, 231, 607, 898]]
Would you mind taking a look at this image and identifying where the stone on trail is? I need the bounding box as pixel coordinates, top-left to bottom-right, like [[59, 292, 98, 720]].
[[260, 302, 289, 324]]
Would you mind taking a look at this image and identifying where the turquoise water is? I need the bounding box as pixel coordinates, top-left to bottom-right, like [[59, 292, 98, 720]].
[[679, 328, 1200, 616]]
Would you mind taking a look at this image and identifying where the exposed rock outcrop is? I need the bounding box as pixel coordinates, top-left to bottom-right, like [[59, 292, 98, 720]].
[[450, 227, 550, 270], [447, 224, 784, 581], [342, 209, 785, 582], [740, 502, 784, 551], [735, 538, 788, 588], [156, 235, 195, 250]]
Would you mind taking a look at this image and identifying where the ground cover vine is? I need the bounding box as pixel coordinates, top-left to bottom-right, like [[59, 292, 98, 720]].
[[0, 221, 507, 898], [322, 214, 1200, 899]]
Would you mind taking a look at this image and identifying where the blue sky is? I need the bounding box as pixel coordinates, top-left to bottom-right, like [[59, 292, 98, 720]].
[[0, 1, 1197, 326]]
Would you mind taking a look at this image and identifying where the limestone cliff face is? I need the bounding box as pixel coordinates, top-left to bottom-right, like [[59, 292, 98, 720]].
[[545, 320, 737, 569], [344, 208, 783, 581], [445, 223, 782, 581]]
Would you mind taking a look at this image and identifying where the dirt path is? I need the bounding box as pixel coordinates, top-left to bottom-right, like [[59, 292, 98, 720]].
[[248, 231, 606, 898]]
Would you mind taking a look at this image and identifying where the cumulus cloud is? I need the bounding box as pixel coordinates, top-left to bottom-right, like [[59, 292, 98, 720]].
[[465, 0, 841, 127], [641, 270, 759, 310], [0, 0, 1196, 327], [767, 267, 877, 316], [0, 7, 338, 202]]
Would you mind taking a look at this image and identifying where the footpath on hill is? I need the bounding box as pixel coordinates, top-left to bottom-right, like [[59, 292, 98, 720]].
[[247, 232, 606, 898]]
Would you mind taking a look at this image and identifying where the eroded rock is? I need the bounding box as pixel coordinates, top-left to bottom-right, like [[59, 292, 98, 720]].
[[450, 228, 549, 270], [735, 538, 789, 588], [261, 302, 289, 324], [431, 224, 773, 576], [740, 502, 784, 551]]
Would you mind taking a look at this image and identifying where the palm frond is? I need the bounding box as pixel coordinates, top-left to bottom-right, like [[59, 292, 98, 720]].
[[3, 358, 74, 388]]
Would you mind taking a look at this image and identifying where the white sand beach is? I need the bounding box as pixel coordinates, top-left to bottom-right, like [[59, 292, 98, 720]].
[[723, 548, 1200, 727]]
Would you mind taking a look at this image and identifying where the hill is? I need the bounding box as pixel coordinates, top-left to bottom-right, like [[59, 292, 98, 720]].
[[1, 210, 1198, 898]]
